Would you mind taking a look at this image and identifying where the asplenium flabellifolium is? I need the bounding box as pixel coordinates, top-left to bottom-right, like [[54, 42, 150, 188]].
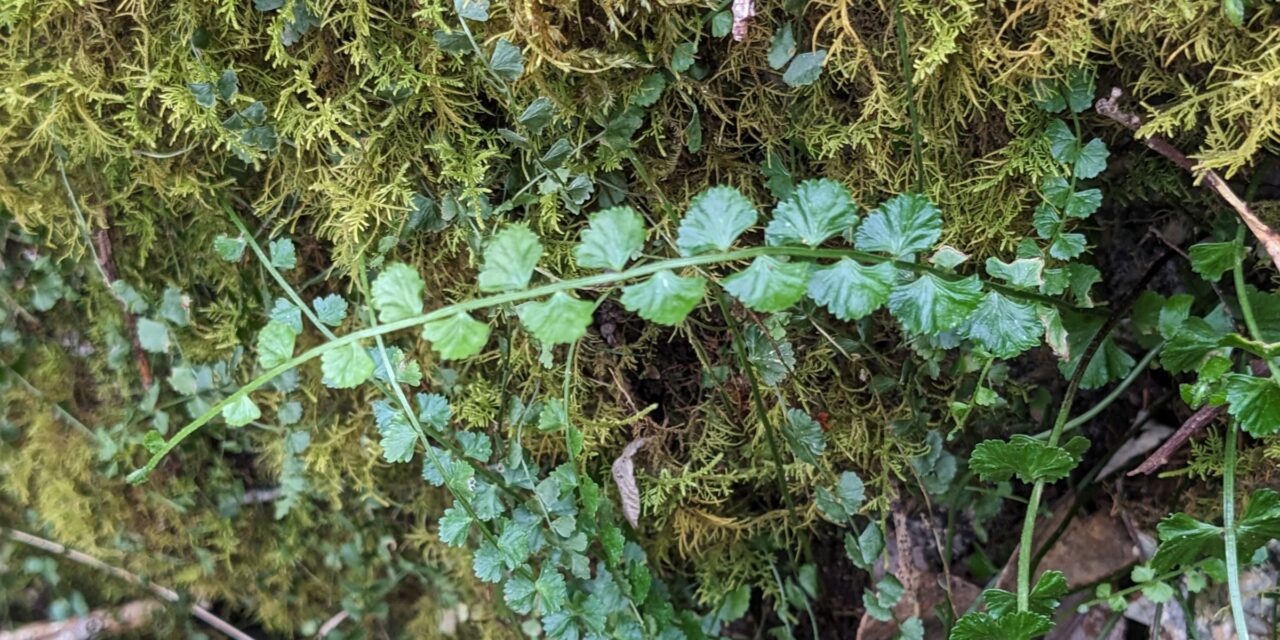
[[137, 173, 1114, 639], [147, 176, 1090, 486]]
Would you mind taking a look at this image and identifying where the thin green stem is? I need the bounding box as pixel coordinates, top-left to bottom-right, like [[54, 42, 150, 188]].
[[1062, 341, 1164, 432], [562, 340, 579, 467], [218, 202, 522, 499], [1224, 419, 1250, 640], [1075, 565, 1194, 607], [131, 244, 1091, 481], [1233, 225, 1280, 380], [717, 295, 796, 517], [1065, 110, 1083, 198], [1017, 347, 1094, 610], [1015, 251, 1172, 610], [1176, 592, 1199, 640], [1098, 611, 1125, 638], [457, 18, 514, 105], [1227, 224, 1260, 639], [1016, 482, 1047, 611], [1032, 391, 1172, 570], [354, 264, 569, 615], [766, 559, 797, 640], [894, 3, 925, 191], [947, 356, 992, 440], [54, 152, 114, 296], [225, 204, 336, 342]]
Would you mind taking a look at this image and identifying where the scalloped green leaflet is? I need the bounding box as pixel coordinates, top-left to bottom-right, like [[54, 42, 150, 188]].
[[764, 178, 858, 247], [255, 320, 296, 369], [816, 471, 864, 522], [575, 206, 645, 271], [969, 435, 1088, 484], [1188, 242, 1237, 281], [268, 237, 296, 269], [422, 312, 491, 360], [963, 293, 1042, 359], [1046, 119, 1110, 179], [517, 292, 595, 344], [951, 611, 1053, 640], [1042, 177, 1101, 220], [806, 259, 894, 321], [1031, 67, 1094, 114], [985, 257, 1044, 290], [676, 186, 758, 256], [374, 400, 416, 462], [504, 573, 536, 613], [221, 395, 261, 427], [439, 507, 473, 547], [518, 97, 554, 133], [312, 294, 348, 326], [782, 408, 826, 464], [321, 341, 376, 388], [888, 273, 982, 334], [724, 256, 811, 312], [489, 38, 523, 81], [619, 270, 706, 325], [854, 193, 942, 259], [371, 263, 425, 323], [1224, 374, 1280, 436], [478, 225, 543, 292]]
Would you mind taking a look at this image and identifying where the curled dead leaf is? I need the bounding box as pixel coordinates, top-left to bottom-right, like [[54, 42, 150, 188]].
[[731, 0, 755, 42], [611, 436, 650, 528]]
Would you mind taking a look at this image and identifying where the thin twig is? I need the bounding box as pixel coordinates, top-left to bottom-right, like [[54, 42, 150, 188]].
[[0, 599, 162, 640], [1128, 358, 1268, 476], [3, 364, 95, 438], [315, 611, 349, 638], [1, 528, 256, 640], [1095, 87, 1280, 272], [1127, 405, 1223, 477]]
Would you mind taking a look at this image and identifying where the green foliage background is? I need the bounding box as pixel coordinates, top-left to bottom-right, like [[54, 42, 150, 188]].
[[2, 0, 1279, 636]]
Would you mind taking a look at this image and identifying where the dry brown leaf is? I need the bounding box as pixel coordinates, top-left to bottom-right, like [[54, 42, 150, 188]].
[[731, 0, 755, 42], [612, 436, 650, 528]]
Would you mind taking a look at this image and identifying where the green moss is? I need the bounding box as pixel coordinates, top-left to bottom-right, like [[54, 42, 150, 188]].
[[3, 0, 1279, 633]]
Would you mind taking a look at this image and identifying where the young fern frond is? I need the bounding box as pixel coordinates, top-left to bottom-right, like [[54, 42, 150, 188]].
[[131, 183, 1091, 484]]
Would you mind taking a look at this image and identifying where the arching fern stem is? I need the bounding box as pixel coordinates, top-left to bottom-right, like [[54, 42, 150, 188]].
[[130, 245, 1088, 483]]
